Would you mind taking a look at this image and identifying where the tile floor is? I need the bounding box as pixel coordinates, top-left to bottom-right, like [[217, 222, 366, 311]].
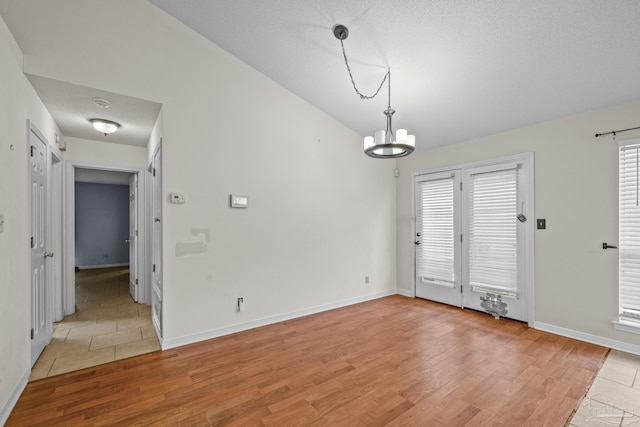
[[30, 266, 160, 381], [570, 349, 640, 426]]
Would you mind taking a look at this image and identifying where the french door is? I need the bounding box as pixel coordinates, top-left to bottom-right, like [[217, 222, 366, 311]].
[[414, 155, 533, 322]]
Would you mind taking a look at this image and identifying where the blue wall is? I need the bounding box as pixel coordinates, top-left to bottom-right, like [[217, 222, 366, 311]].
[[75, 182, 130, 267]]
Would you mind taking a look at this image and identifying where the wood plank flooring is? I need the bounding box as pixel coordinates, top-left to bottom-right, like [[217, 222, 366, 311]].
[[7, 295, 608, 426]]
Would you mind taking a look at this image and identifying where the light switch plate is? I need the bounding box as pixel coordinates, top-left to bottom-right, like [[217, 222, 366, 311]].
[[537, 218, 546, 229]]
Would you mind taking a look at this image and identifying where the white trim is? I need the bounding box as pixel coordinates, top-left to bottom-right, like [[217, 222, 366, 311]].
[[65, 161, 146, 315], [617, 137, 640, 148], [0, 368, 29, 426], [535, 321, 640, 356], [77, 263, 130, 270], [612, 319, 640, 335], [162, 290, 396, 350], [395, 288, 412, 297]]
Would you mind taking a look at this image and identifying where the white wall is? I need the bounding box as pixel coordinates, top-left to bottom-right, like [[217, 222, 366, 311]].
[[9, 0, 397, 345], [396, 101, 640, 351], [0, 15, 61, 424]]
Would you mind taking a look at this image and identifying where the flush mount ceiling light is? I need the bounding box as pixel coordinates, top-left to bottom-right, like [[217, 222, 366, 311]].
[[333, 24, 415, 159], [90, 118, 120, 136]]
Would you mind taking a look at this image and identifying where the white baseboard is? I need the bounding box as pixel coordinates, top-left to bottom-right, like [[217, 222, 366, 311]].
[[0, 368, 29, 426], [534, 321, 640, 356], [77, 263, 129, 270], [395, 288, 412, 298], [162, 290, 397, 350]]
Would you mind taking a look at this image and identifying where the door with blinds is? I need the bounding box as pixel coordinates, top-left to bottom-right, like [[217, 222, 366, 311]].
[[415, 170, 462, 306], [414, 156, 532, 322]]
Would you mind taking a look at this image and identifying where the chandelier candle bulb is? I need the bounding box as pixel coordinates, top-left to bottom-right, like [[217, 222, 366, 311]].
[[396, 129, 407, 142], [364, 136, 375, 150], [374, 130, 385, 145]]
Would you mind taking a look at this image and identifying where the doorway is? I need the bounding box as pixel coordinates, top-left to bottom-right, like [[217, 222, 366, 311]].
[[29, 164, 157, 380], [413, 154, 534, 323]]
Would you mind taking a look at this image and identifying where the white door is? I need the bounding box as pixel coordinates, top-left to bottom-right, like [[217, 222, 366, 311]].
[[151, 145, 163, 338], [128, 174, 139, 302], [414, 170, 462, 307], [29, 124, 52, 366], [414, 156, 532, 322], [461, 163, 530, 321]]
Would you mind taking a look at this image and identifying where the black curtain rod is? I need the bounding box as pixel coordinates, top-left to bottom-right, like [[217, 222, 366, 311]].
[[595, 126, 640, 138]]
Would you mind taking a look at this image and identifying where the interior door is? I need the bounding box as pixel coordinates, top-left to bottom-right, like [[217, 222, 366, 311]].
[[414, 170, 462, 306], [151, 145, 163, 338], [128, 174, 139, 302], [29, 124, 51, 366]]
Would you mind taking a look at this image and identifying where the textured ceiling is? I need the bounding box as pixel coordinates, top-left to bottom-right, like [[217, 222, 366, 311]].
[[149, 0, 640, 150], [26, 75, 162, 147]]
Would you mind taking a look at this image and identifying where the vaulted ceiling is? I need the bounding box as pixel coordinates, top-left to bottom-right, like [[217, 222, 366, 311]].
[[148, 0, 640, 150], [2, 1, 640, 151]]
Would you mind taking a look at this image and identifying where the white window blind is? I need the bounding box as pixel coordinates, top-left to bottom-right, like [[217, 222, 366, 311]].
[[619, 143, 640, 319], [468, 167, 518, 291], [416, 175, 455, 286]]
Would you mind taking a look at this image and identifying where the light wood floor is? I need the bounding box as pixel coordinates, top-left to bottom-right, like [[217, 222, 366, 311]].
[[9, 295, 608, 426], [30, 267, 159, 380]]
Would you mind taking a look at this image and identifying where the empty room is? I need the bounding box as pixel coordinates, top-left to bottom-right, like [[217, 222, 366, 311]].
[[1, 1, 640, 426]]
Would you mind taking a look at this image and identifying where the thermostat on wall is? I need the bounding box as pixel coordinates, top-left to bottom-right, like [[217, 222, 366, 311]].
[[230, 194, 248, 208], [170, 193, 186, 204]]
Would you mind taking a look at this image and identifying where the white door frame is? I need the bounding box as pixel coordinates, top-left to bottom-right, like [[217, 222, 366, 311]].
[[51, 153, 63, 322], [64, 161, 146, 315], [150, 141, 163, 340], [412, 152, 535, 326]]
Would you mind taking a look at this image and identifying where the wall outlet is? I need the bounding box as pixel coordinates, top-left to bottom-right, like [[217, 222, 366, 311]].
[[537, 218, 546, 229]]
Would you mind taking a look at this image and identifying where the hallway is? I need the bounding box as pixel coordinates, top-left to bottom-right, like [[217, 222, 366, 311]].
[[30, 267, 159, 380]]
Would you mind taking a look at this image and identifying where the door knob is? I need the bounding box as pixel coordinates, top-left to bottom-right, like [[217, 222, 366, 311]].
[[43, 252, 54, 258]]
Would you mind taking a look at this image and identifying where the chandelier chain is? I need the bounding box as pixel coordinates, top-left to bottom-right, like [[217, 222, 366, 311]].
[[339, 39, 390, 101]]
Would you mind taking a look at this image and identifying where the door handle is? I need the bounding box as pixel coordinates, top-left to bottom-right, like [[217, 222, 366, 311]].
[[43, 252, 54, 258], [414, 241, 421, 245], [125, 239, 131, 243], [603, 242, 618, 250], [154, 218, 161, 222]]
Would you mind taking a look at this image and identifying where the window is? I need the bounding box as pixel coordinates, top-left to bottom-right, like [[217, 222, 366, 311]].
[[416, 172, 457, 287], [619, 141, 640, 323]]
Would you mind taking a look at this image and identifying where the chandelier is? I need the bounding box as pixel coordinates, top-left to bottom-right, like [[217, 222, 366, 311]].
[[333, 24, 415, 159]]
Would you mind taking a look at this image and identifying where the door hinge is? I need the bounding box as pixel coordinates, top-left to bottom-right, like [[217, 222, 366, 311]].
[[30, 236, 34, 248], [30, 146, 35, 157], [460, 182, 463, 191], [460, 234, 463, 243], [153, 168, 156, 177], [30, 328, 34, 339], [153, 264, 156, 272], [135, 229, 138, 237], [135, 278, 139, 285]]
